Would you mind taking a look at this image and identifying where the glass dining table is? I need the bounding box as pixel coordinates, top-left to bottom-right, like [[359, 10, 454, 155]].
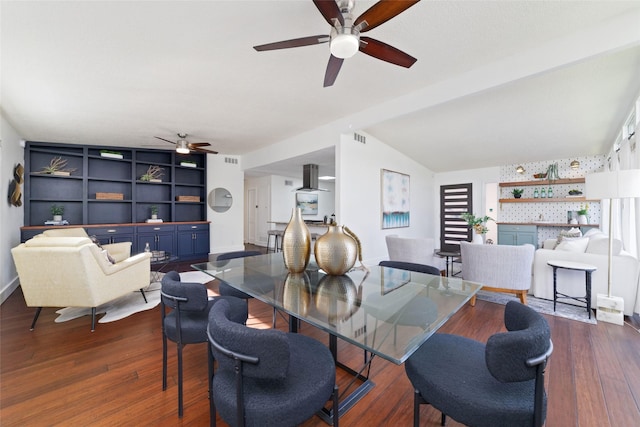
[[192, 253, 482, 423]]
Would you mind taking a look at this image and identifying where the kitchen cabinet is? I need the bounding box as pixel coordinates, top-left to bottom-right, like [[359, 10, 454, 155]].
[[177, 223, 210, 259], [497, 224, 537, 246]]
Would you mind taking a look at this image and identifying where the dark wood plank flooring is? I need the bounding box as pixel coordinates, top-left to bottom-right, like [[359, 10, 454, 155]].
[[2, 248, 639, 426]]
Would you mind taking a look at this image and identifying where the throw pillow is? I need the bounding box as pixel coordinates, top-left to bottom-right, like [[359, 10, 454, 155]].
[[556, 236, 589, 253], [89, 235, 116, 264], [556, 228, 583, 245], [583, 228, 604, 238], [586, 235, 622, 256]]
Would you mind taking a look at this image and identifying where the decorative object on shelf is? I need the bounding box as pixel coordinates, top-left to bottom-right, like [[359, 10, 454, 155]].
[[568, 189, 583, 196], [99, 150, 123, 159], [586, 169, 640, 325], [547, 187, 553, 198], [39, 157, 76, 175], [140, 165, 164, 182], [533, 172, 547, 179], [516, 165, 525, 174], [282, 207, 311, 273], [577, 204, 589, 224], [176, 195, 200, 202], [512, 188, 523, 199], [570, 160, 580, 170], [534, 188, 539, 198], [50, 204, 64, 222], [180, 161, 197, 168], [150, 205, 158, 220], [540, 188, 546, 198], [9, 163, 24, 207], [381, 169, 410, 229], [460, 212, 494, 244], [314, 224, 364, 275], [96, 192, 124, 200], [546, 163, 560, 182]]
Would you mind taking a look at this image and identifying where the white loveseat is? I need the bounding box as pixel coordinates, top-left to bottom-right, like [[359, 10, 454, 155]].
[[532, 229, 640, 316]]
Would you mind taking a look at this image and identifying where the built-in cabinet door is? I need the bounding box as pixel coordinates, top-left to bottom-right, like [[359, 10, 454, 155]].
[[177, 223, 210, 259]]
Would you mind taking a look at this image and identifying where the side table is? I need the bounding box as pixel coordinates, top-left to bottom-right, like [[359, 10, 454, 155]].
[[547, 260, 597, 319], [149, 251, 179, 283], [436, 250, 461, 277]]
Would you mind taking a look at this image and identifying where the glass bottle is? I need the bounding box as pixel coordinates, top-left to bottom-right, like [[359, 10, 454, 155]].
[[533, 188, 539, 198], [540, 188, 546, 198], [144, 242, 150, 253], [547, 187, 553, 198]]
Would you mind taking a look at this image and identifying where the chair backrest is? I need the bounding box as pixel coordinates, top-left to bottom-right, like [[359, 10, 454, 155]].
[[161, 271, 208, 312], [485, 301, 551, 382], [460, 241, 535, 291], [42, 227, 89, 238], [216, 250, 262, 261], [385, 235, 437, 264], [208, 299, 290, 380], [379, 260, 441, 276]]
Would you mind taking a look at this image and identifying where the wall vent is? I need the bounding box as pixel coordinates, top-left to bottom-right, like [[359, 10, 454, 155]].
[[224, 157, 238, 164], [354, 133, 366, 144], [284, 180, 293, 186]]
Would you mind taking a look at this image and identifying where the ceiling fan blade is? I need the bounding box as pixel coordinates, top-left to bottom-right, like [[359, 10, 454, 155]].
[[254, 35, 329, 51], [188, 142, 212, 147], [313, 0, 344, 27], [354, 0, 421, 32], [192, 147, 218, 154], [359, 36, 417, 68], [323, 54, 344, 87], [154, 136, 177, 145]]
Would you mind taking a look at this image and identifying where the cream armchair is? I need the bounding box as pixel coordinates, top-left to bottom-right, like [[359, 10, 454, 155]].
[[11, 236, 151, 331], [460, 241, 535, 306], [42, 227, 131, 263]]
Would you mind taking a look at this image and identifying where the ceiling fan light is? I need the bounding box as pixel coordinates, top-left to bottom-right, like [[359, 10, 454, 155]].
[[176, 140, 190, 154], [330, 33, 359, 59]]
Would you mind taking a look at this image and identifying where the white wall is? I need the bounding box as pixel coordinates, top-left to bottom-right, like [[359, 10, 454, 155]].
[[338, 131, 436, 265], [433, 166, 501, 248], [206, 154, 245, 254], [1, 116, 25, 303]]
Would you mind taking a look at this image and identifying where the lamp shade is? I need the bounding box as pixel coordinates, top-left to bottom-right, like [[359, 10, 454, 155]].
[[585, 169, 640, 199]]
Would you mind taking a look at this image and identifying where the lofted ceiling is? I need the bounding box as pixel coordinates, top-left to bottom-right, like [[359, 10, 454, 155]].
[[2, 1, 640, 179]]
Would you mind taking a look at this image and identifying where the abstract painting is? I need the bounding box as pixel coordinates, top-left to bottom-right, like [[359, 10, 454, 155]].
[[381, 169, 410, 229]]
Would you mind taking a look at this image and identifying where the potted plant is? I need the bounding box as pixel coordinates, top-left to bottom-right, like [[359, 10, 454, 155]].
[[512, 188, 524, 199], [150, 205, 158, 220], [51, 204, 64, 221], [460, 213, 494, 244], [39, 157, 76, 176], [140, 165, 164, 182], [577, 204, 589, 224]]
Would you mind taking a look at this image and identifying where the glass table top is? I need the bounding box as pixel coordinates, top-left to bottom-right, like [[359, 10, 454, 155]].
[[192, 253, 482, 365]]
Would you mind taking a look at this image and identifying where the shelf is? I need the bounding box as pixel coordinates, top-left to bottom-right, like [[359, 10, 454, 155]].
[[499, 222, 600, 228], [499, 178, 585, 187], [499, 197, 599, 203]]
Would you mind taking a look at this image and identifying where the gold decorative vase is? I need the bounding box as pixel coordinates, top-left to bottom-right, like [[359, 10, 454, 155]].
[[314, 274, 360, 324], [283, 273, 312, 317], [282, 208, 311, 273], [314, 225, 358, 275]]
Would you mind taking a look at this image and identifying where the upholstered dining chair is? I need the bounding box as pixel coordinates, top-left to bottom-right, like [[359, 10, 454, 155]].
[[216, 250, 281, 327], [161, 271, 248, 418], [405, 301, 553, 427], [207, 299, 339, 427]]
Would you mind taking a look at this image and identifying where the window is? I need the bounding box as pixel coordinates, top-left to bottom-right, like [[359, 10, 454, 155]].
[[440, 183, 472, 252]]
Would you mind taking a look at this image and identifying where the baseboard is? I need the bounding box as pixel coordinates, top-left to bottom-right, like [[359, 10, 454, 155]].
[[1, 276, 20, 305]]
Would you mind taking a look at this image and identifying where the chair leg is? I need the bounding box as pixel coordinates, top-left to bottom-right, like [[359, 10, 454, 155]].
[[177, 344, 184, 418], [208, 344, 215, 427], [441, 412, 447, 426], [90, 307, 96, 332], [518, 291, 527, 305], [332, 384, 339, 427], [30, 307, 42, 331], [139, 288, 148, 303], [469, 295, 477, 306], [413, 389, 421, 427], [162, 333, 168, 391]]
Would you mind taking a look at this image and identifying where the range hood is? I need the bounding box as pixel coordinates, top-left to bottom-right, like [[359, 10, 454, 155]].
[[296, 164, 328, 192]]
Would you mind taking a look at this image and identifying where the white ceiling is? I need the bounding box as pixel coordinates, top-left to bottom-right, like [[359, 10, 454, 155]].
[[3, 1, 640, 178]]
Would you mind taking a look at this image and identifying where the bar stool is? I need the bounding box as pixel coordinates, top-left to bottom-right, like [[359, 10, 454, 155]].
[[267, 229, 282, 252]]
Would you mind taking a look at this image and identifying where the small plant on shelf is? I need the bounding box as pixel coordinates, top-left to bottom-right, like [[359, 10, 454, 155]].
[[51, 204, 64, 218], [39, 157, 76, 175], [512, 188, 524, 198], [150, 205, 158, 215], [140, 165, 164, 182], [577, 203, 589, 216]]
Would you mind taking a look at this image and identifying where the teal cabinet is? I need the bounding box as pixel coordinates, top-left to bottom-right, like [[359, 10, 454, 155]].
[[498, 225, 537, 247]]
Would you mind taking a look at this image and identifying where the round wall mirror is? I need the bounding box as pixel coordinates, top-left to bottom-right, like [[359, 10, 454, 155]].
[[208, 188, 233, 213]]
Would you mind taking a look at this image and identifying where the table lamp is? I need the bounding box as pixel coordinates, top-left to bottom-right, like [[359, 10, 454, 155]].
[[585, 169, 640, 325]]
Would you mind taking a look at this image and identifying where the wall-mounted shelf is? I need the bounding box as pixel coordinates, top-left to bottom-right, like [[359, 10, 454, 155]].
[[499, 178, 585, 187], [498, 197, 598, 203]]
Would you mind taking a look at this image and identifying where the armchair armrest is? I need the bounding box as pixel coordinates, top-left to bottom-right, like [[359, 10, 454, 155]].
[[103, 241, 132, 263]]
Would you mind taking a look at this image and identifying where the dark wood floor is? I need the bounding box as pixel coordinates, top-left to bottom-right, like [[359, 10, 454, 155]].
[[2, 249, 639, 426]]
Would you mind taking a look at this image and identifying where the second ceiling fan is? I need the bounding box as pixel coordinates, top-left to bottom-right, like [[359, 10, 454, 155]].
[[253, 0, 420, 87]]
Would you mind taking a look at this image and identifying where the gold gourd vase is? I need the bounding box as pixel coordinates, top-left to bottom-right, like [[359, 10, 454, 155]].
[[314, 225, 358, 275], [282, 207, 311, 273]]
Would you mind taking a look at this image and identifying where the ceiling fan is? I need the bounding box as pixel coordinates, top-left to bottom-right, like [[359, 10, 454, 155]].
[[253, 0, 420, 87], [154, 133, 218, 154]]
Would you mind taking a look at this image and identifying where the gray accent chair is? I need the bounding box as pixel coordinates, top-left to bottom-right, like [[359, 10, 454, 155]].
[[405, 301, 553, 427], [161, 271, 248, 418], [207, 299, 338, 427]]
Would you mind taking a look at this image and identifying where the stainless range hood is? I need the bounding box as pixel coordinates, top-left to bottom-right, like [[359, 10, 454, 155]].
[[296, 164, 328, 192]]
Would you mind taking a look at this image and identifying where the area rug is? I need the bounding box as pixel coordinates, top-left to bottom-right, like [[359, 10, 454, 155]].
[[54, 271, 212, 324], [475, 291, 596, 325]]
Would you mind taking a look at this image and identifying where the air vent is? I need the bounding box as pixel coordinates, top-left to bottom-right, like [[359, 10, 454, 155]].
[[224, 157, 238, 164], [354, 133, 366, 144], [284, 180, 293, 186]]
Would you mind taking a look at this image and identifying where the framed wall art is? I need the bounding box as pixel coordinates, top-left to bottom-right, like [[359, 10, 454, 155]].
[[381, 169, 410, 229], [296, 193, 318, 215]]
